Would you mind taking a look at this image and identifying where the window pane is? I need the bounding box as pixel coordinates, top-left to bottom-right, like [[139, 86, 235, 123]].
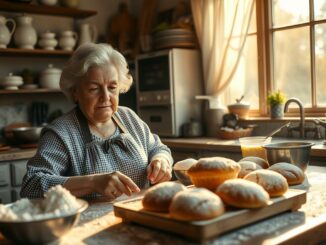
[[315, 24, 326, 106], [273, 27, 311, 107], [272, 0, 309, 27], [222, 35, 259, 109], [314, 0, 326, 20]]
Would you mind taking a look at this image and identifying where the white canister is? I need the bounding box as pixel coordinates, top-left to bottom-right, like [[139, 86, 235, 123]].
[[39, 64, 62, 89], [0, 16, 16, 48], [13, 16, 37, 49], [59, 30, 78, 51]]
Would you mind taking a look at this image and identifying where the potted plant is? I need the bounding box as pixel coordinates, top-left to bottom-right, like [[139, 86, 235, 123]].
[[267, 90, 286, 119]]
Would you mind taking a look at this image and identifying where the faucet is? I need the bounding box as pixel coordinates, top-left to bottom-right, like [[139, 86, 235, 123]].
[[284, 98, 305, 138]]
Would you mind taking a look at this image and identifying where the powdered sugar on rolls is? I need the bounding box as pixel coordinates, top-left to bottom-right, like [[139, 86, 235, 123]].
[[169, 188, 225, 221], [187, 157, 240, 190], [216, 179, 270, 208], [244, 169, 288, 197], [142, 182, 187, 212], [268, 162, 305, 185]]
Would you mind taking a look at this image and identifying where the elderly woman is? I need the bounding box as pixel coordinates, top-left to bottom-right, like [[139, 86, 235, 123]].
[[20, 43, 173, 200]]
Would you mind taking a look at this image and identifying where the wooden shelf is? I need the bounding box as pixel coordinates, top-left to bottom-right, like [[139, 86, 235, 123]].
[[0, 88, 62, 94], [0, 1, 97, 18], [0, 48, 73, 57]]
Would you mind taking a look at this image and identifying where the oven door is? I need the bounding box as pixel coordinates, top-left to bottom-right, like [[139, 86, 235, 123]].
[[137, 53, 170, 92], [138, 105, 176, 137]]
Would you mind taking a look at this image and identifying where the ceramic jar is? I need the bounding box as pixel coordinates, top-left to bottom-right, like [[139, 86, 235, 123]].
[[14, 16, 37, 49], [78, 23, 97, 47], [0, 73, 23, 90], [59, 30, 78, 50], [39, 64, 62, 89], [38, 32, 58, 50], [0, 16, 16, 48]]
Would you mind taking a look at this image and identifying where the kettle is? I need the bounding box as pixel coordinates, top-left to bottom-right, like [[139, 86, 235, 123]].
[[0, 15, 16, 48], [78, 23, 97, 47]]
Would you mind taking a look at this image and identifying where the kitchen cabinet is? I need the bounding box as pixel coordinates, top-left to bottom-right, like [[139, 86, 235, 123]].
[[0, 159, 28, 204], [0, 1, 97, 95]]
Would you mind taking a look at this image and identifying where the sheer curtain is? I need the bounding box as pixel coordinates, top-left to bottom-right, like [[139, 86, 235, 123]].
[[191, 0, 255, 99]]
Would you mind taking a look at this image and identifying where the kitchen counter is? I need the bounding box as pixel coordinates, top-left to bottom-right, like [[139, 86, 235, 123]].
[[1, 137, 326, 161], [162, 137, 326, 158], [1, 166, 324, 245]]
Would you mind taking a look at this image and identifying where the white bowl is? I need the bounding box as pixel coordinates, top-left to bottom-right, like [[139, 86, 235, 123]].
[[0, 73, 23, 89]]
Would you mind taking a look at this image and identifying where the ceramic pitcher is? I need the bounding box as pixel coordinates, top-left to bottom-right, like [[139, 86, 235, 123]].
[[78, 23, 97, 47], [13, 16, 37, 49], [59, 30, 78, 50], [0, 16, 16, 48]]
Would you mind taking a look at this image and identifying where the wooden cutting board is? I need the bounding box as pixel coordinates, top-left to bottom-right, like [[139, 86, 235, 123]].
[[114, 189, 307, 242]]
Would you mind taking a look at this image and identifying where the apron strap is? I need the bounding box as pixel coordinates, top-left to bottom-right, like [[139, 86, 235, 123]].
[[112, 113, 128, 134]]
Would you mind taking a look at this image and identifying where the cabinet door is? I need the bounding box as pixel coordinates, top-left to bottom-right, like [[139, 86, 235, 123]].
[[0, 163, 10, 188], [0, 189, 11, 204], [11, 160, 28, 187]]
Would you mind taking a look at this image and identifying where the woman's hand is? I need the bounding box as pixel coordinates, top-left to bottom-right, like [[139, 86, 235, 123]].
[[147, 157, 172, 184], [92, 171, 140, 199]]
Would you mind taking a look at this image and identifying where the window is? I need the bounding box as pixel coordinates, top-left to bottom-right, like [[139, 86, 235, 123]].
[[223, 0, 326, 116]]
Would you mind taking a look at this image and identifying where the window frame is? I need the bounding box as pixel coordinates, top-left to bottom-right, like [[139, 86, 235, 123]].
[[255, 0, 326, 117]]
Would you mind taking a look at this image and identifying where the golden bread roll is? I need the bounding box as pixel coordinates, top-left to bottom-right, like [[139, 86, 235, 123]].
[[244, 169, 288, 197], [187, 157, 240, 190], [216, 179, 270, 208], [238, 160, 262, 178], [169, 188, 224, 221], [268, 162, 305, 185], [173, 158, 197, 170], [239, 156, 269, 169], [142, 182, 186, 212]]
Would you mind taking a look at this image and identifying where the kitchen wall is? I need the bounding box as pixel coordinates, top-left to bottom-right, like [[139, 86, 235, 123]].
[[0, 0, 189, 143]]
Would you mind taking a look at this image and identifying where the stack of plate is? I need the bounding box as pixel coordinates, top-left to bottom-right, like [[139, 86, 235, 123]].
[[153, 28, 197, 50]]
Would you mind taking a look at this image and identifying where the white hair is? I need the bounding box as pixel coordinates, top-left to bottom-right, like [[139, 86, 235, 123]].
[[60, 43, 132, 101]]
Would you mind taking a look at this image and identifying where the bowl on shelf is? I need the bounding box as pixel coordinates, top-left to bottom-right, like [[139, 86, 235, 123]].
[[0, 73, 23, 90], [263, 141, 314, 171], [0, 199, 88, 244]]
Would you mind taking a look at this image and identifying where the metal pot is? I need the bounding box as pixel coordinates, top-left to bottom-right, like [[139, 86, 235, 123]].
[[263, 141, 314, 171], [12, 126, 43, 144]]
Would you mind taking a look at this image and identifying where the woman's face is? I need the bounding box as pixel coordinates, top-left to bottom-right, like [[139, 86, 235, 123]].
[[73, 65, 119, 124]]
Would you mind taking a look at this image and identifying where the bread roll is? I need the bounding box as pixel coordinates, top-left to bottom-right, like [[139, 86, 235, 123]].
[[269, 162, 304, 185], [187, 157, 240, 190], [239, 156, 269, 169], [238, 160, 262, 178], [173, 158, 197, 170], [169, 188, 224, 221], [216, 179, 270, 208], [142, 182, 186, 212], [244, 169, 288, 197]]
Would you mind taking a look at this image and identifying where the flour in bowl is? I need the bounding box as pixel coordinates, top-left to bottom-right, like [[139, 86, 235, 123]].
[[0, 185, 82, 221]]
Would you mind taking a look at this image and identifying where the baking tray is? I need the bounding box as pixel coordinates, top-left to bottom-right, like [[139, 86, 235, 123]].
[[114, 189, 307, 242]]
